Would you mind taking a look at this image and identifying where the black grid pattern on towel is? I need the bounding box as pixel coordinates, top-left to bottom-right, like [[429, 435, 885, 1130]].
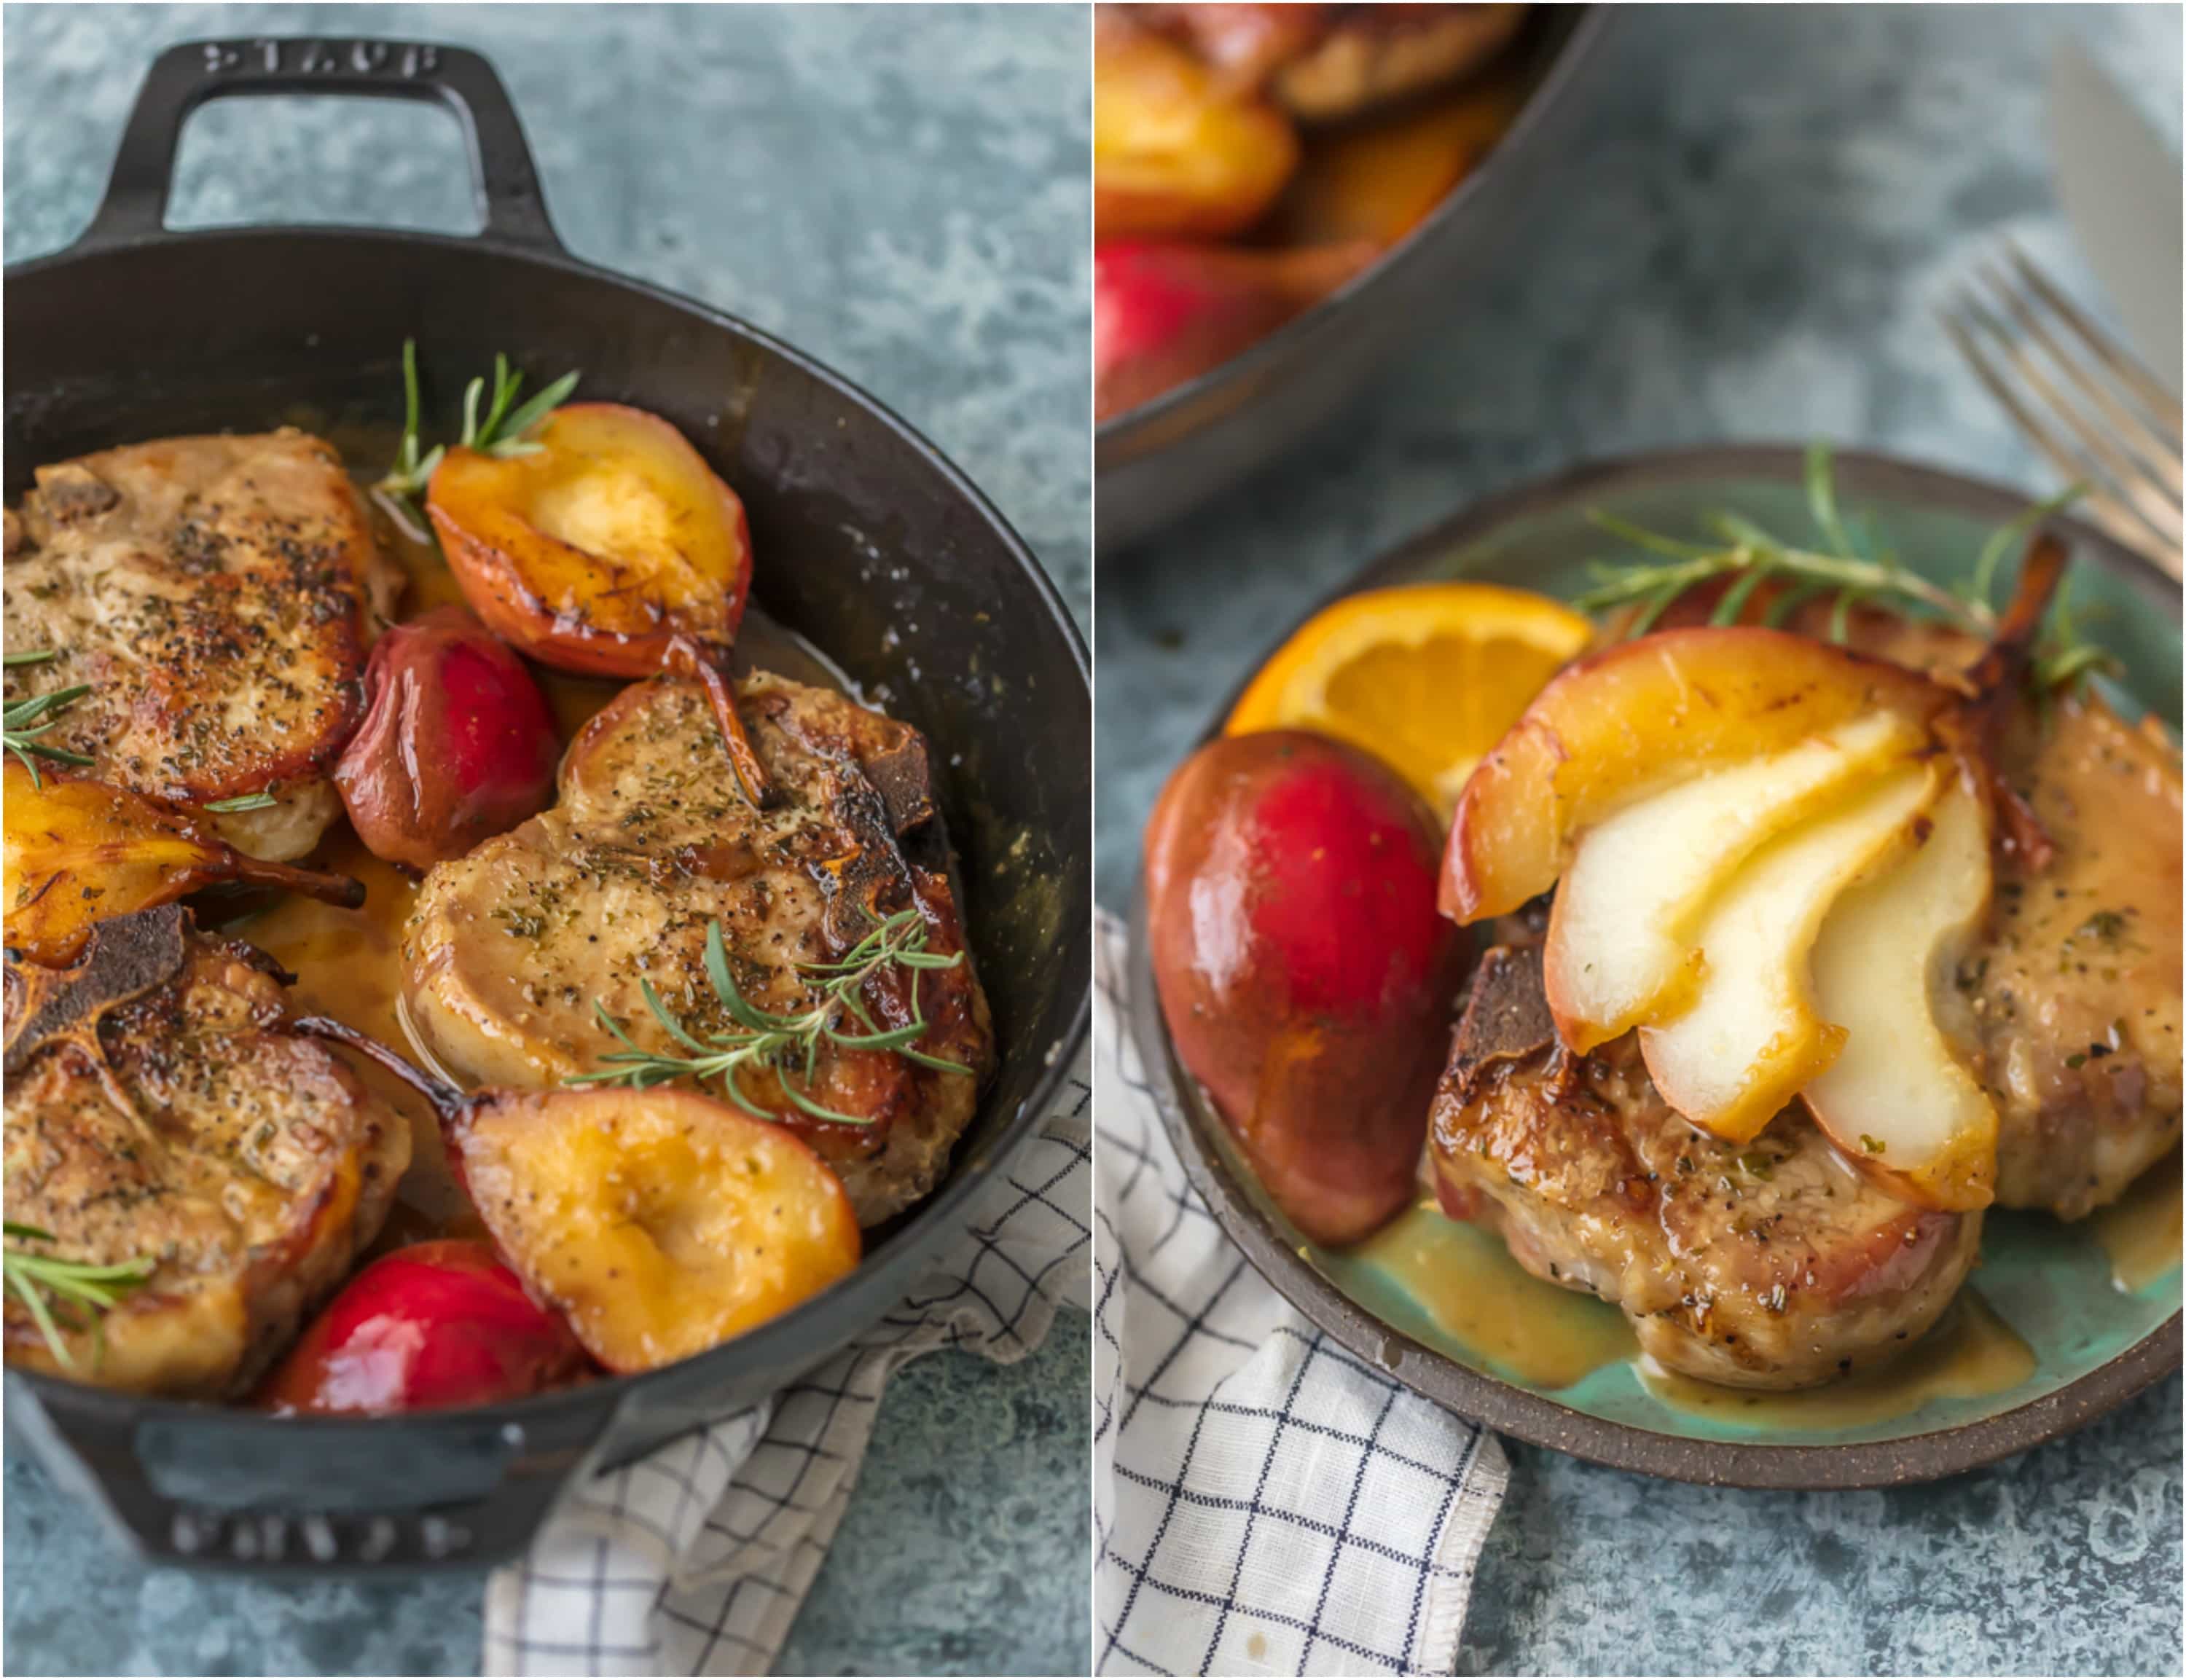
[[1092, 914, 1503, 1679], [490, 1080, 1091, 1679]]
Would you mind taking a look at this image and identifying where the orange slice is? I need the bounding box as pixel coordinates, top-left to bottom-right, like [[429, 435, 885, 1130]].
[[1225, 583, 1594, 818]]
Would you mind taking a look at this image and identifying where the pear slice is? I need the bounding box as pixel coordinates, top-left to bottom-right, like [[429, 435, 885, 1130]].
[[1803, 780, 1997, 1210], [1543, 710, 1921, 1052], [1442, 627, 1958, 923], [1637, 763, 1940, 1142]]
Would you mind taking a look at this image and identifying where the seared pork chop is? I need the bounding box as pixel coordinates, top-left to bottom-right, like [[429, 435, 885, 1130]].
[[3, 431, 396, 860], [1430, 932, 1981, 1390], [404, 672, 993, 1226], [1976, 689, 2182, 1217], [3, 904, 410, 1397]]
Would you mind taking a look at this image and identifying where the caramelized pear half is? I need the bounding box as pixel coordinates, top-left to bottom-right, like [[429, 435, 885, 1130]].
[[448, 1086, 860, 1374], [3, 763, 361, 965], [427, 402, 752, 681]]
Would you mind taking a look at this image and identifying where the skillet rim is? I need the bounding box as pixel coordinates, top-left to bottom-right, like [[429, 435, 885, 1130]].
[[3, 221, 1094, 1448], [1093, 2, 1607, 455], [1127, 440, 2182, 1490]]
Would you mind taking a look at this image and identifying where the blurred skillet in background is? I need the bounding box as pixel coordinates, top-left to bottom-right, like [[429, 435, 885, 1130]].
[[3, 38, 1090, 1572], [1096, 3, 1605, 552]]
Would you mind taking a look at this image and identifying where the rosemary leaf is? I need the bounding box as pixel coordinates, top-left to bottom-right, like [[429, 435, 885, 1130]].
[[4, 666, 95, 788], [1762, 578, 1832, 629], [1709, 559, 1776, 626], [489, 372, 581, 454], [1585, 510, 1720, 562], [640, 978, 716, 1054], [1804, 439, 1855, 557], [1972, 482, 2087, 610], [777, 1078, 872, 1127], [2, 1223, 154, 1371], [569, 908, 972, 1123]]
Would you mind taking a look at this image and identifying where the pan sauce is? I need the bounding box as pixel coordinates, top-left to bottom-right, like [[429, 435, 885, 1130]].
[[1323, 1165, 2176, 1428], [224, 482, 859, 1251], [2091, 1147, 2185, 1293]]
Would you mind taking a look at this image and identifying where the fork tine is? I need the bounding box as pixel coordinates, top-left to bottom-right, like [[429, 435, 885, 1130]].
[[1978, 263, 2184, 500], [1943, 302, 2183, 576], [1962, 282, 2184, 541], [2004, 240, 2184, 433]]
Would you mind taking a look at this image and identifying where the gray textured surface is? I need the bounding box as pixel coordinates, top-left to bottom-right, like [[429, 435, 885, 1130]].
[[1097, 4, 2183, 1677], [3, 4, 1088, 1676]]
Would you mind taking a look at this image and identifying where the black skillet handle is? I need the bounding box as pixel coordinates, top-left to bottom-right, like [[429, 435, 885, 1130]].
[[72, 37, 564, 256], [9, 1373, 618, 1571]]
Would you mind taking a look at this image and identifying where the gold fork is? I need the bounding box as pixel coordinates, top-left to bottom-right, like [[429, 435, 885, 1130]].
[[1942, 242, 2182, 581]]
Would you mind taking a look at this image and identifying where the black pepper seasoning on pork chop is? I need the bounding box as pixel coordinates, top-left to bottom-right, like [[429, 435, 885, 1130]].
[[403, 672, 994, 1227], [3, 431, 396, 861], [2, 904, 411, 1397]]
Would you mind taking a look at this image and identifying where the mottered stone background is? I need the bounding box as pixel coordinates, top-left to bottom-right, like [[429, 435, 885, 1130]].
[[2, 4, 1088, 1677], [1095, 4, 2183, 1679]]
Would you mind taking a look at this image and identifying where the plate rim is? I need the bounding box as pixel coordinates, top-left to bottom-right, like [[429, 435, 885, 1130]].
[[1126, 441, 2184, 1490]]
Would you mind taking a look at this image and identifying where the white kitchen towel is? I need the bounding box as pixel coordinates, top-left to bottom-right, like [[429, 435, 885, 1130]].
[[1093, 913, 1507, 1679], [482, 1056, 1091, 1678]]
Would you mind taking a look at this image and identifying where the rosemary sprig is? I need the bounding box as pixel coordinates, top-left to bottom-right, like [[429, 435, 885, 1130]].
[[460, 353, 581, 457], [372, 339, 579, 543], [3, 651, 94, 787], [3, 1222, 154, 1371], [569, 909, 971, 1125], [202, 791, 278, 814], [1575, 444, 2118, 691]]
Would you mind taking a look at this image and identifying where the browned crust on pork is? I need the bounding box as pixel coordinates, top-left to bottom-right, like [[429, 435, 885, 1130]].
[[3, 431, 388, 825], [1432, 924, 1979, 1389], [2, 910, 410, 1397]]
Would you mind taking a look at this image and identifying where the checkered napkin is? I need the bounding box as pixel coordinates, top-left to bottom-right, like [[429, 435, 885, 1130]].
[[482, 1063, 1091, 1678], [1093, 913, 1508, 1679]]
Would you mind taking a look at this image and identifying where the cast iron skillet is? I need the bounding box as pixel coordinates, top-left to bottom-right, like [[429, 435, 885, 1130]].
[[4, 38, 1090, 1571], [1129, 446, 2182, 1489], [1095, 4, 1607, 553]]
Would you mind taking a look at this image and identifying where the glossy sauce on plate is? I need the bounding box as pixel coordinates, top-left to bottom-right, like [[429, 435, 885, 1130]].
[[2091, 1147, 2185, 1292], [1318, 1172, 2174, 1429]]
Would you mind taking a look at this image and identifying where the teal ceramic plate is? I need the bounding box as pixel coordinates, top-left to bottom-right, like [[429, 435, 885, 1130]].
[[1129, 446, 2182, 1488]]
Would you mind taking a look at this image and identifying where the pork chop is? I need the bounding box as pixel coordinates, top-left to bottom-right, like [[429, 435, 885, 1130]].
[[4, 431, 396, 860], [403, 672, 993, 1227], [1975, 688, 2182, 1217], [1430, 930, 1981, 1390], [3, 903, 410, 1397]]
